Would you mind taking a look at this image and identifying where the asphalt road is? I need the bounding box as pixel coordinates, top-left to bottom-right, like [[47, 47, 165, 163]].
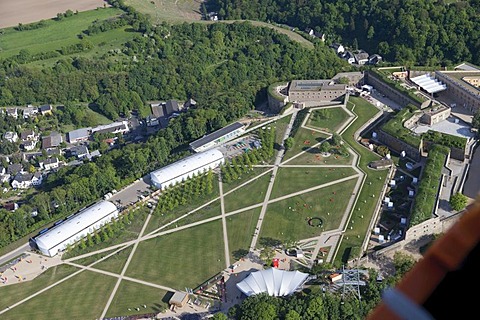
[[0, 243, 30, 266]]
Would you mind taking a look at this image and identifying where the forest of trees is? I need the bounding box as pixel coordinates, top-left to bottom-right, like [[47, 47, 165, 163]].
[[208, 0, 480, 66], [0, 1, 350, 249]]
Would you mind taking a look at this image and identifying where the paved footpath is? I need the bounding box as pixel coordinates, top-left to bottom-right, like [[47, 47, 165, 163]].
[[249, 110, 298, 252], [219, 173, 231, 268]]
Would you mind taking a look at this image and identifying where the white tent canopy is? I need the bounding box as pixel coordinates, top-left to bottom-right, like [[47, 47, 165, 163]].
[[410, 74, 447, 94], [236, 268, 309, 297]]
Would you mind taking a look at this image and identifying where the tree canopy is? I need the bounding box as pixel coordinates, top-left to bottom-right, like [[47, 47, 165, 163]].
[[208, 0, 480, 66]]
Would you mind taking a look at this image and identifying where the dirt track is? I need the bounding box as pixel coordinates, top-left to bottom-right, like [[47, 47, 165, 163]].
[[0, 0, 108, 29]]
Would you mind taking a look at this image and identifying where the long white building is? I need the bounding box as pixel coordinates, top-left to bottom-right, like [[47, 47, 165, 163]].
[[31, 201, 119, 257], [150, 148, 224, 190], [189, 122, 245, 153]]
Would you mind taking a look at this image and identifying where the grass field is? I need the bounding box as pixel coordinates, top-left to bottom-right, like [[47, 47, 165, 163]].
[[2, 270, 117, 320], [222, 167, 271, 193], [287, 147, 353, 165], [223, 172, 271, 212], [270, 167, 357, 199], [0, 8, 133, 59], [73, 248, 120, 266], [162, 199, 222, 230], [93, 246, 133, 274], [226, 209, 261, 262], [145, 182, 220, 234], [283, 127, 330, 161], [106, 281, 168, 318], [306, 107, 350, 133], [0, 265, 78, 311], [333, 97, 389, 265], [126, 220, 225, 289], [260, 179, 358, 243]]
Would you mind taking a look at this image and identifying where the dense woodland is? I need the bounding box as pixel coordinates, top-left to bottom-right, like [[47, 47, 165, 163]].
[[208, 0, 480, 66], [0, 0, 350, 249]]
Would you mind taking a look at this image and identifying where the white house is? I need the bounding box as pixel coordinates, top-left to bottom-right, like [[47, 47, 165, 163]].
[[23, 106, 39, 118], [22, 140, 36, 151], [11, 172, 42, 189], [331, 43, 345, 54], [3, 131, 18, 143], [40, 157, 60, 171], [6, 108, 18, 119]]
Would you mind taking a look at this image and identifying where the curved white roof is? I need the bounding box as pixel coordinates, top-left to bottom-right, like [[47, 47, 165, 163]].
[[236, 268, 309, 297], [411, 74, 447, 94], [34, 201, 118, 251], [150, 148, 223, 185]]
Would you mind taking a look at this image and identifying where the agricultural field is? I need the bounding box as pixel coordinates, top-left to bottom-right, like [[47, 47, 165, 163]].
[[0, 0, 107, 29], [0, 7, 136, 65]]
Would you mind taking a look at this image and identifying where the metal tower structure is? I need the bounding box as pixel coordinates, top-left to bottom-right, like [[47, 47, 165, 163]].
[[340, 265, 364, 301]]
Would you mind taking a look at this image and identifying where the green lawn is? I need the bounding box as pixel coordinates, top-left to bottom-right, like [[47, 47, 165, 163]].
[[71, 248, 121, 266], [287, 147, 353, 165], [260, 179, 357, 244], [145, 182, 220, 234], [93, 246, 133, 274], [333, 97, 389, 265], [106, 281, 168, 318], [283, 127, 330, 161], [306, 107, 351, 133], [222, 167, 272, 193], [126, 220, 225, 290], [0, 265, 78, 311], [226, 209, 261, 262], [162, 199, 222, 231], [2, 270, 117, 320], [270, 167, 357, 199], [223, 172, 271, 213], [0, 8, 128, 59]]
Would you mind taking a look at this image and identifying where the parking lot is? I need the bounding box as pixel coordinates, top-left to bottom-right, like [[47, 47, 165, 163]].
[[108, 175, 153, 208], [218, 135, 261, 160]]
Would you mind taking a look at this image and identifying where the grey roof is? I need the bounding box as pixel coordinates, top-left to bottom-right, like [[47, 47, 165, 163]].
[[151, 104, 166, 118], [354, 52, 369, 61], [13, 172, 33, 182], [39, 104, 52, 112], [42, 132, 63, 149], [21, 129, 35, 140], [23, 107, 38, 116], [165, 100, 180, 115], [190, 122, 244, 149], [289, 80, 346, 92], [7, 163, 22, 175], [68, 128, 91, 142], [44, 157, 59, 165], [70, 145, 89, 156]]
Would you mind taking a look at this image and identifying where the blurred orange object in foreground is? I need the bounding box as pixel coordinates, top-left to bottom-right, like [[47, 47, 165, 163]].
[[367, 198, 480, 320]]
